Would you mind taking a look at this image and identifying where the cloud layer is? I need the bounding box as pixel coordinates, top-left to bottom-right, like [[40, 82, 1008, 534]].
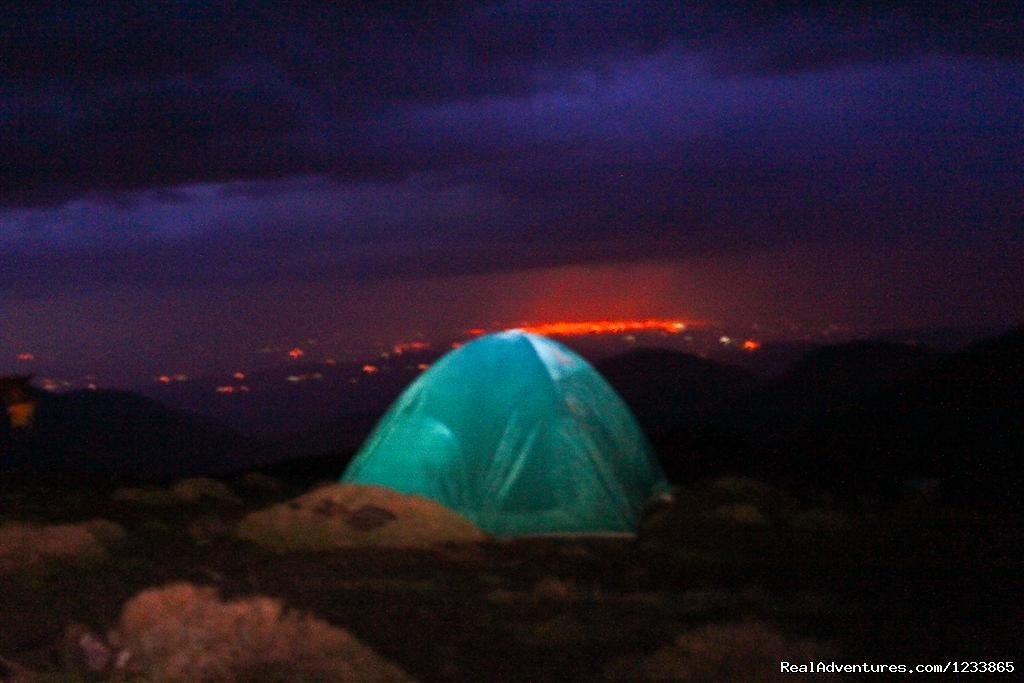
[[0, 2, 1021, 373]]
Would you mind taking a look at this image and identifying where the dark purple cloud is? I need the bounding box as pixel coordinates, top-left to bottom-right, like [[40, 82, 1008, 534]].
[[0, 1, 1021, 381], [3, 2, 1021, 205]]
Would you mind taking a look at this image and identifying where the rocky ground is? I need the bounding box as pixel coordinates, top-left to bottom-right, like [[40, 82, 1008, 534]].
[[1, 473, 1020, 681]]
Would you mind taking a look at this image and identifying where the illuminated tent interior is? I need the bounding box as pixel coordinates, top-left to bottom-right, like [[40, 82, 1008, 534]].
[[341, 330, 669, 535]]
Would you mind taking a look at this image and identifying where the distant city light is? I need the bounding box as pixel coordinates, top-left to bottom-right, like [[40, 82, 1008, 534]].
[[288, 347, 304, 359], [465, 327, 486, 336], [362, 364, 379, 374], [156, 374, 190, 383], [286, 373, 322, 383], [393, 340, 430, 355], [719, 336, 732, 345], [16, 352, 34, 361], [417, 363, 430, 371], [232, 371, 246, 380], [742, 339, 761, 351], [215, 385, 235, 394]]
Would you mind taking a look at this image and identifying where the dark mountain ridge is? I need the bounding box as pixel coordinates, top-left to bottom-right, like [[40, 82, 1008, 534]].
[[4, 327, 1020, 501], [1, 389, 252, 480]]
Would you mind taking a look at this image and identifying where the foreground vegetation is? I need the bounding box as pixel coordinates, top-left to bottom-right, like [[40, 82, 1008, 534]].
[[1, 472, 1019, 681]]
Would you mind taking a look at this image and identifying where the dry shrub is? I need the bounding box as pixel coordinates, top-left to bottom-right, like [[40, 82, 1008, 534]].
[[111, 486, 178, 506], [486, 588, 520, 603], [113, 582, 415, 682], [787, 507, 850, 531], [170, 477, 242, 506], [712, 476, 776, 500], [113, 479, 242, 507], [532, 577, 577, 600], [237, 483, 486, 551], [0, 519, 124, 573], [518, 615, 590, 647], [0, 655, 36, 682], [606, 619, 832, 681], [187, 515, 233, 545], [236, 471, 285, 496], [709, 503, 768, 526]]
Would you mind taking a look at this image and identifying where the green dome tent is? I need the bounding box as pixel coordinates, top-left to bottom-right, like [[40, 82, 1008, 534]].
[[341, 330, 668, 535]]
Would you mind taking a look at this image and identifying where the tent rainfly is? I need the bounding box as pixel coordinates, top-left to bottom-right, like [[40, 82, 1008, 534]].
[[341, 330, 668, 535]]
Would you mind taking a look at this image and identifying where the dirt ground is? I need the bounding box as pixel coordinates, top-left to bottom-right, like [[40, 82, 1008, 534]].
[[1, 474, 1020, 681]]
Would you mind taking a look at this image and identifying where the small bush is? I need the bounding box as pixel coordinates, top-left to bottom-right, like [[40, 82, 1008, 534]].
[[235, 472, 285, 497], [170, 477, 242, 506], [0, 519, 124, 573], [532, 577, 577, 600], [710, 503, 768, 526], [787, 507, 850, 531], [113, 478, 242, 507], [112, 486, 178, 506], [712, 477, 776, 500], [605, 619, 833, 681], [112, 582, 416, 682]]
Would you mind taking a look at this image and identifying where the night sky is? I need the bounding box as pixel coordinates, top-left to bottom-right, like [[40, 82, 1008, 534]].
[[2, 2, 1022, 384]]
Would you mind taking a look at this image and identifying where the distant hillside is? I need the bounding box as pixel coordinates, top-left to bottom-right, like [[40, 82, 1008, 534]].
[[609, 329, 1022, 502], [803, 327, 1024, 501], [598, 348, 761, 433], [2, 390, 251, 479], [726, 340, 938, 434]]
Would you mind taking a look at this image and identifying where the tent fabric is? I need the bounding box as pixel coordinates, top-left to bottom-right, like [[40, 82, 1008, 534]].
[[341, 330, 668, 535]]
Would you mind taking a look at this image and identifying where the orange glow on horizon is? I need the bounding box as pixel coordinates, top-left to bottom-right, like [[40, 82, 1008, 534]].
[[513, 318, 704, 337]]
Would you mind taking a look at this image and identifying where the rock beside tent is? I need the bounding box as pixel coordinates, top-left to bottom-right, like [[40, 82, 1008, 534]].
[[237, 483, 487, 551]]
